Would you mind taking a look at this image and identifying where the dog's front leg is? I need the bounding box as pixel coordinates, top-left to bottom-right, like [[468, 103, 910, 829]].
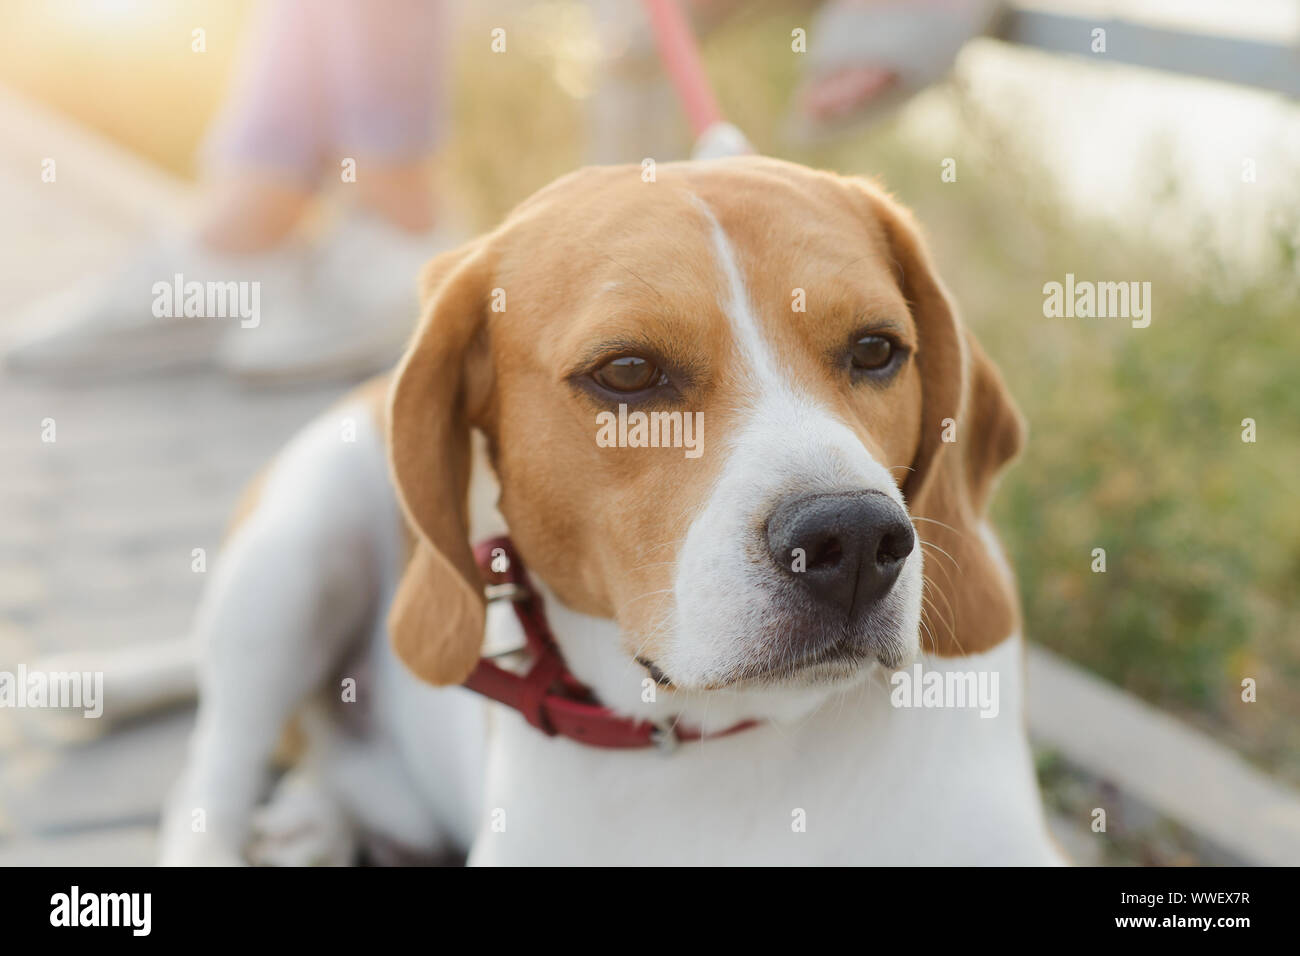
[[158, 517, 375, 864], [158, 416, 388, 865]]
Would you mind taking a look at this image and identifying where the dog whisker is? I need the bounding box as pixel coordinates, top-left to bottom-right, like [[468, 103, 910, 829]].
[[918, 537, 961, 573], [920, 577, 963, 655], [911, 515, 965, 539]]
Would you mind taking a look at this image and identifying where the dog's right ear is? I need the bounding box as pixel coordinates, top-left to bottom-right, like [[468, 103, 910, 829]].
[[858, 186, 1025, 657], [387, 238, 495, 686]]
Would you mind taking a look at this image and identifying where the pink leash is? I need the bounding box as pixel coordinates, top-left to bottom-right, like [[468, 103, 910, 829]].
[[640, 0, 726, 139]]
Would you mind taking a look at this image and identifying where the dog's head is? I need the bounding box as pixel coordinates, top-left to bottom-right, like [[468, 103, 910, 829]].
[[388, 157, 1022, 716]]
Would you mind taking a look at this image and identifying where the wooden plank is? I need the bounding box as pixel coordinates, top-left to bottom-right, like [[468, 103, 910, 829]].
[[994, 8, 1300, 97], [0, 709, 193, 838], [0, 83, 193, 321], [1026, 643, 1300, 866], [0, 825, 157, 867], [0, 83, 192, 223]]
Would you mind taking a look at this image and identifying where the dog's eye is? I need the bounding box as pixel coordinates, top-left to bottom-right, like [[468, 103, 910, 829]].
[[591, 355, 666, 393], [851, 334, 896, 370]]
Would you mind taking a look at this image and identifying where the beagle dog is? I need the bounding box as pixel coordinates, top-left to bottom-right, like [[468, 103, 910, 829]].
[[158, 156, 1061, 866]]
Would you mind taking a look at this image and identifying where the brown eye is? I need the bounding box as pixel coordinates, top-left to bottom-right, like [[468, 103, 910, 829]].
[[592, 355, 665, 393], [851, 334, 896, 371]]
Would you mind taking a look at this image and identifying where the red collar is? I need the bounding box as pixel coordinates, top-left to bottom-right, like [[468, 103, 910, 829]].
[[465, 537, 757, 751]]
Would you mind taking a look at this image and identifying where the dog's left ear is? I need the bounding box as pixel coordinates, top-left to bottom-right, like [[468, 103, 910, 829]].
[[386, 237, 495, 686], [859, 185, 1026, 656]]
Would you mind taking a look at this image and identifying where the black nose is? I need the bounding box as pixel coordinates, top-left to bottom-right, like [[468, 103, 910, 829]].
[[766, 491, 915, 618]]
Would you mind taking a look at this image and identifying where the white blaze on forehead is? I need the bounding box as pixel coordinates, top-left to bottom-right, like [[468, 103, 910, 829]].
[[690, 195, 878, 463], [692, 197, 787, 390], [688, 193, 883, 459]]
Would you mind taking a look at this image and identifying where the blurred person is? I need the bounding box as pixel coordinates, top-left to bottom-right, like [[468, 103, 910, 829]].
[[790, 0, 1002, 140], [7, 0, 453, 384], [9, 0, 995, 384], [589, 0, 1000, 164]]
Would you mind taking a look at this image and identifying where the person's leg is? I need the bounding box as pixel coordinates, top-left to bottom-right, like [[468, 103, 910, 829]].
[[198, 174, 316, 254], [199, 0, 329, 252], [318, 0, 448, 233], [5, 0, 330, 376], [213, 0, 456, 383], [7, 0, 451, 380], [350, 160, 439, 234]]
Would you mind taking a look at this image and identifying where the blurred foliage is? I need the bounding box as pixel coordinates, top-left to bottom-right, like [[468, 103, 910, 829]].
[[3, 0, 1297, 785], [886, 84, 1300, 788]]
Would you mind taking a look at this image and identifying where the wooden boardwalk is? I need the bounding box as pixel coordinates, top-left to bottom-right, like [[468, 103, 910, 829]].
[[0, 88, 345, 863]]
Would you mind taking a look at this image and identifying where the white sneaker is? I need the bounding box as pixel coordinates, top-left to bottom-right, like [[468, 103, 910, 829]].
[[217, 210, 456, 385], [4, 236, 308, 379]]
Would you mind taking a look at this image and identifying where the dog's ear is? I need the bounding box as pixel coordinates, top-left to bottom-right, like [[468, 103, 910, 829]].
[[387, 238, 495, 686], [863, 187, 1026, 656]]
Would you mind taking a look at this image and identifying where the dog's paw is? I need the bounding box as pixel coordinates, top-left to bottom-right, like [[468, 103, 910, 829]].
[[247, 771, 356, 867], [157, 829, 247, 867], [157, 781, 251, 866]]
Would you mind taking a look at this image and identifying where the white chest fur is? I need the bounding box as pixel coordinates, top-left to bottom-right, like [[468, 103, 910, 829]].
[[468, 666, 1056, 863], [434, 600, 1061, 866]]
